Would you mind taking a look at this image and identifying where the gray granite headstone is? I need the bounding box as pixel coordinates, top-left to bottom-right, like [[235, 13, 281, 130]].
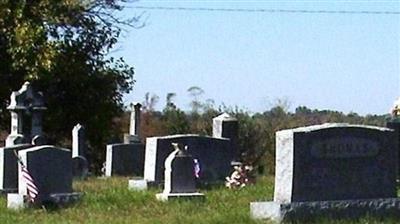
[[105, 142, 145, 177], [250, 123, 400, 222], [144, 134, 234, 184], [72, 124, 86, 158], [0, 144, 32, 192], [156, 144, 204, 201]]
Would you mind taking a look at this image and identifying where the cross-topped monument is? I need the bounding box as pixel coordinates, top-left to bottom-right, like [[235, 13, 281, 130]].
[[5, 82, 47, 147]]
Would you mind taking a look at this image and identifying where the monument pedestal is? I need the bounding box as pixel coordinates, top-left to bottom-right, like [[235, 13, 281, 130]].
[[251, 198, 400, 223], [156, 192, 205, 201]]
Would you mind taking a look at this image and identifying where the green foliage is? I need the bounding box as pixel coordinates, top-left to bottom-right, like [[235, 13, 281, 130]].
[[138, 91, 388, 175], [0, 0, 136, 171]]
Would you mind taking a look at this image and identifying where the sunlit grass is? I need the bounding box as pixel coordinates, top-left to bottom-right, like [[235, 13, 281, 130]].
[[0, 176, 397, 223]]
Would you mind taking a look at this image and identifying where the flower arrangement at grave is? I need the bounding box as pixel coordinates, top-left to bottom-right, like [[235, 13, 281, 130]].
[[225, 164, 255, 189]]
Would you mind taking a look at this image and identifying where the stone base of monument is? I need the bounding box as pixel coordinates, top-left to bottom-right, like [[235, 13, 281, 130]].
[[7, 192, 83, 210], [0, 188, 18, 195], [128, 179, 148, 190], [156, 192, 205, 201], [250, 198, 400, 223]]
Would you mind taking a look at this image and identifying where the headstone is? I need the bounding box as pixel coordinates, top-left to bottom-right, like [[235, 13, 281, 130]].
[[7, 145, 81, 209], [144, 134, 234, 184], [0, 144, 32, 192], [5, 82, 46, 147], [250, 123, 400, 222], [156, 143, 204, 201], [213, 113, 239, 159], [386, 97, 400, 174], [72, 124, 86, 158], [124, 103, 142, 144], [105, 142, 145, 177], [72, 156, 89, 179]]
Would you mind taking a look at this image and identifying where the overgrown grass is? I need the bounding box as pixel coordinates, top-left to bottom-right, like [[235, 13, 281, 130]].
[[0, 176, 398, 223]]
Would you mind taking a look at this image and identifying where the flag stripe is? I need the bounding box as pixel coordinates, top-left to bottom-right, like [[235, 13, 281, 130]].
[[18, 161, 39, 202]]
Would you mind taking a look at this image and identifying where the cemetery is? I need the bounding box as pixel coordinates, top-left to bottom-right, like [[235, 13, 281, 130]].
[[0, 1, 398, 223], [0, 82, 397, 223]]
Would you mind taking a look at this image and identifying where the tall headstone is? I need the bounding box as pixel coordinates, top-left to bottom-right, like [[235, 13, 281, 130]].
[[72, 124, 86, 158], [212, 113, 239, 158], [250, 123, 400, 222], [156, 143, 204, 201], [5, 82, 46, 147], [7, 145, 81, 209], [124, 103, 142, 144]]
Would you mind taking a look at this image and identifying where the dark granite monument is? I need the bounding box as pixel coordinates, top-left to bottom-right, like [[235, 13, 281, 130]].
[[8, 145, 81, 209], [144, 134, 234, 184], [156, 143, 204, 201], [105, 102, 145, 177]]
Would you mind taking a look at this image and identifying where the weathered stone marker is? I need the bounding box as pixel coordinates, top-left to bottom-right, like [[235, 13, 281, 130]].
[[7, 145, 81, 209], [250, 123, 400, 222], [156, 143, 204, 201]]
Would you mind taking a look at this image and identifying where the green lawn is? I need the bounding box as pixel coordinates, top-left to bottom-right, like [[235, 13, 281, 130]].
[[0, 176, 398, 224]]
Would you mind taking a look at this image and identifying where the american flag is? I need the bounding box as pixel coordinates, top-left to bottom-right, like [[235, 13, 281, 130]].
[[193, 159, 201, 178], [14, 151, 39, 203]]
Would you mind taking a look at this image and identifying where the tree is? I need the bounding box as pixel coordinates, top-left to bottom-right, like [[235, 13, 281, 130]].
[[0, 0, 141, 171], [187, 86, 204, 114]]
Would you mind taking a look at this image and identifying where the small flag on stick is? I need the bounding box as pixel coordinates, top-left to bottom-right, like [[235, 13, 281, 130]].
[[13, 151, 39, 203]]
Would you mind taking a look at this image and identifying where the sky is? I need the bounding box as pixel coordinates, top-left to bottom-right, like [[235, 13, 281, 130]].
[[112, 1, 400, 115]]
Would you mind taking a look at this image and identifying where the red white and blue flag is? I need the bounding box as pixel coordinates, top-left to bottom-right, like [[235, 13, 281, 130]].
[[14, 151, 39, 203], [193, 159, 201, 178]]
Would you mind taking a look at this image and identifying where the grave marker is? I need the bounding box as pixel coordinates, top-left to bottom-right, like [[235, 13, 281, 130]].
[[250, 123, 400, 222], [156, 143, 204, 201]]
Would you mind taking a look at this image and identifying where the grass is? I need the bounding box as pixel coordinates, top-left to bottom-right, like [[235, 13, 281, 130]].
[[0, 176, 398, 223]]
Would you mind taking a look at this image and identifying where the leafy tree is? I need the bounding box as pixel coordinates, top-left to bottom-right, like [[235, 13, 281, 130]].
[[0, 0, 141, 171]]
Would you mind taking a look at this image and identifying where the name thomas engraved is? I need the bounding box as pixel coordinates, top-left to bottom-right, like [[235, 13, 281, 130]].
[[310, 137, 379, 158]]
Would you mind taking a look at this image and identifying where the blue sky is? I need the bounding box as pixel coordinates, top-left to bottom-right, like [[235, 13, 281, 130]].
[[113, 1, 400, 115]]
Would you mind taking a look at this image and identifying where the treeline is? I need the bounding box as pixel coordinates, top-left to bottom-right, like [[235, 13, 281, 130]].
[[114, 88, 389, 175]]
